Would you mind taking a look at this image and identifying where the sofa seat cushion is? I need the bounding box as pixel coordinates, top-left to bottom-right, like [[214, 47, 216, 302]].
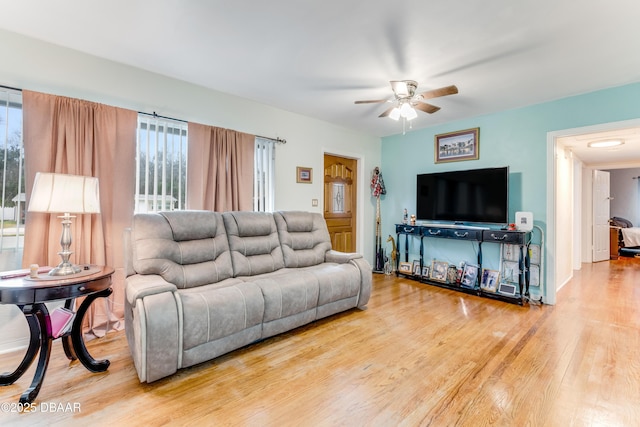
[[300, 263, 362, 306], [178, 279, 264, 350], [238, 262, 361, 309], [248, 270, 320, 323]]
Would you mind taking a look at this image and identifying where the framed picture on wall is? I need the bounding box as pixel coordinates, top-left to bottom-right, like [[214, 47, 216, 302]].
[[434, 127, 479, 163], [296, 166, 313, 183]]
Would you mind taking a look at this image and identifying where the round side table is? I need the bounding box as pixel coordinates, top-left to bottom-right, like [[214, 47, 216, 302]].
[[0, 265, 114, 404]]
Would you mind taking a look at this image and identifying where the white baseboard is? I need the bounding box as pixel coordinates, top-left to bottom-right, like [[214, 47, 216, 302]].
[[0, 338, 28, 355]]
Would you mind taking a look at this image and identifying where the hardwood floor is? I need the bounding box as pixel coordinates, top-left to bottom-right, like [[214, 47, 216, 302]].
[[2, 258, 639, 426]]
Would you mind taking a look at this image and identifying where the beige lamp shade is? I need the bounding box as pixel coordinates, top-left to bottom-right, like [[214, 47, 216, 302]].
[[28, 172, 101, 214]]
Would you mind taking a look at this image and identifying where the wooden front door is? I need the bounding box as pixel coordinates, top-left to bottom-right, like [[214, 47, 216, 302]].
[[324, 154, 357, 252]]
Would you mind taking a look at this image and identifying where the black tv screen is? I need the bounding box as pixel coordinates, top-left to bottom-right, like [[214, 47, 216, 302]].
[[416, 167, 509, 224]]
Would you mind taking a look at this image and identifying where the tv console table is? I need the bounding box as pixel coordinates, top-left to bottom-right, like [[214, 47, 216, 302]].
[[395, 224, 531, 305]]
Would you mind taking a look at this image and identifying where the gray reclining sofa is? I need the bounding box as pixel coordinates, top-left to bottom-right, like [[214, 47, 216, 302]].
[[124, 210, 372, 383]]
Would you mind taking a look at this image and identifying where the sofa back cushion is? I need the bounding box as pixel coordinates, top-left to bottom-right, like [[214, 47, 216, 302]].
[[274, 211, 331, 267], [131, 211, 233, 288], [222, 211, 285, 276]]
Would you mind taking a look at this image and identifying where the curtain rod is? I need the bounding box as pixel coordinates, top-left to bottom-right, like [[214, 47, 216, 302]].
[[138, 111, 187, 123], [257, 135, 287, 144], [0, 89, 287, 144], [0, 84, 22, 92], [140, 111, 286, 144]]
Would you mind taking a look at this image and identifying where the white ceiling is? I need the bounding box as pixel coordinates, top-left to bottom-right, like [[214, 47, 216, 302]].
[[559, 127, 640, 169], [1, 0, 640, 163]]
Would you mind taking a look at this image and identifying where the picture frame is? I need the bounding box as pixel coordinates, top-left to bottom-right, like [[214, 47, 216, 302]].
[[447, 265, 459, 284], [480, 268, 500, 293], [430, 260, 449, 282], [460, 264, 479, 288], [398, 262, 412, 274], [412, 260, 421, 275], [296, 166, 313, 183], [421, 265, 430, 278], [434, 127, 479, 163]]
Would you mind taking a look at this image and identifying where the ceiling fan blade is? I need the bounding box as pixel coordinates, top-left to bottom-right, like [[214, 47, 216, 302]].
[[419, 85, 459, 100], [414, 102, 441, 114], [354, 99, 388, 104], [378, 106, 396, 118]]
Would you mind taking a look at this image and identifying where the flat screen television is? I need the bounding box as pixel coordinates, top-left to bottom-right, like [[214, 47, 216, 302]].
[[416, 166, 509, 224]]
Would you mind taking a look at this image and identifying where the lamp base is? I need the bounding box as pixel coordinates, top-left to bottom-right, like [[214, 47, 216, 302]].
[[48, 262, 82, 276]]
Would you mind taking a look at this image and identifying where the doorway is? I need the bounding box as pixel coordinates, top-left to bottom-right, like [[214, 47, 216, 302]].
[[323, 154, 357, 252], [549, 118, 640, 304]]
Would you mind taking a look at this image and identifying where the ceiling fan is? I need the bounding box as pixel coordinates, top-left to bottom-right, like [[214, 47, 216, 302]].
[[355, 80, 458, 121]]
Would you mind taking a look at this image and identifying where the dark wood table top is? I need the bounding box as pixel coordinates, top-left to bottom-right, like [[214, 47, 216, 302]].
[[0, 265, 114, 305]]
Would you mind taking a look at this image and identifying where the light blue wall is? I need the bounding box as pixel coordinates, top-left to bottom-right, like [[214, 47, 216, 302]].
[[380, 82, 640, 298]]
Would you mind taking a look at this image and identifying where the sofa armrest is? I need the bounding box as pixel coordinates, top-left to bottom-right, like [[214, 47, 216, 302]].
[[325, 250, 363, 264], [125, 273, 181, 383], [126, 274, 177, 307], [350, 257, 372, 309]]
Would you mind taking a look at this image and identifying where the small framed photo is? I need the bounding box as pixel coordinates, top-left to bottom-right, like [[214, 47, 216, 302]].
[[296, 166, 313, 183], [460, 264, 479, 288], [434, 127, 479, 163], [447, 265, 458, 284], [412, 260, 421, 275], [421, 265, 430, 278], [430, 260, 449, 282], [398, 262, 412, 274], [480, 269, 500, 293]]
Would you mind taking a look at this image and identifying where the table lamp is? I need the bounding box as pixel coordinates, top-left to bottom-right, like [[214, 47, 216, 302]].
[[28, 173, 101, 276]]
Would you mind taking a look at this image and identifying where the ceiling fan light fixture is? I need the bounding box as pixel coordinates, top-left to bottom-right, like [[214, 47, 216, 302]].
[[399, 102, 413, 117], [404, 106, 418, 120], [389, 107, 401, 121], [588, 139, 624, 148]]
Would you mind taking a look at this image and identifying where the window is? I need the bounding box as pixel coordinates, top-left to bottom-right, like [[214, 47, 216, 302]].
[[0, 88, 24, 269], [254, 137, 276, 212], [135, 115, 187, 213], [135, 115, 276, 214]]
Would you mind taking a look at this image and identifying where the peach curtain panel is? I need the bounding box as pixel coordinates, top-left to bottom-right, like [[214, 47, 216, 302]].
[[22, 90, 137, 338], [187, 122, 255, 211]]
